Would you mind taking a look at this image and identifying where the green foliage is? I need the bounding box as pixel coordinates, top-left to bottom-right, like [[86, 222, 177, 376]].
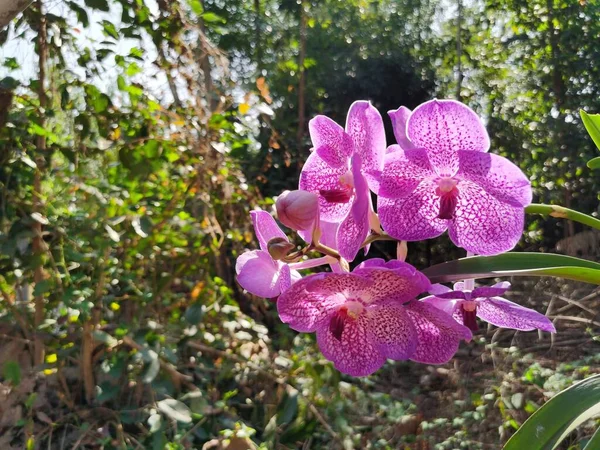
[[504, 374, 600, 450]]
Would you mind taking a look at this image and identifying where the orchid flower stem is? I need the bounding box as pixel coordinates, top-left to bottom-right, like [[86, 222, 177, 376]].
[[464, 251, 476, 290], [526, 203, 600, 231], [362, 232, 396, 248], [289, 256, 337, 271], [313, 242, 341, 259]]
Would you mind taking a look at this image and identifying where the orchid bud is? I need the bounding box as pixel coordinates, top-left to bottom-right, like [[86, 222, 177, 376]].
[[267, 237, 295, 260], [276, 190, 319, 231]]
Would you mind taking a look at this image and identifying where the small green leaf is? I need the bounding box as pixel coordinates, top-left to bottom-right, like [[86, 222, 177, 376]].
[[3, 361, 21, 386], [142, 350, 160, 384], [504, 374, 600, 450], [33, 280, 51, 296], [201, 12, 226, 23], [184, 303, 204, 325], [92, 330, 118, 348], [587, 156, 600, 170], [188, 0, 203, 14], [157, 399, 192, 423], [148, 413, 163, 433], [101, 20, 119, 40], [277, 390, 299, 425], [84, 0, 109, 12]]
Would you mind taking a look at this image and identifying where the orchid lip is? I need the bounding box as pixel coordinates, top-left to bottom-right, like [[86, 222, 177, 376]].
[[435, 177, 459, 220], [460, 302, 478, 332], [320, 187, 353, 203], [329, 302, 364, 341]]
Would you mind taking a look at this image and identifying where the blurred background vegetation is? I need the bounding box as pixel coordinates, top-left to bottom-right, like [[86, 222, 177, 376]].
[[0, 0, 599, 448]]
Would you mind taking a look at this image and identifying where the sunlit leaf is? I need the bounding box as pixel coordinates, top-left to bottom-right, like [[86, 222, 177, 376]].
[[157, 399, 192, 423], [201, 12, 226, 23], [587, 156, 600, 170], [580, 110, 600, 151], [3, 361, 21, 386]]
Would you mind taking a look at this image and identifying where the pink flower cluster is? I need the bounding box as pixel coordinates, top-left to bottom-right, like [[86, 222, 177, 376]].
[[236, 99, 554, 376]]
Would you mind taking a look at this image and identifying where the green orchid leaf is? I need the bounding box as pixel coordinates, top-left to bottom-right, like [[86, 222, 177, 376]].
[[504, 374, 600, 450], [423, 253, 600, 285], [587, 156, 600, 170], [580, 110, 600, 151]]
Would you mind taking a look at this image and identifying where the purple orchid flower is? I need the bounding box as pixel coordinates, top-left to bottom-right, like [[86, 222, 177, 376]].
[[299, 101, 386, 262], [236, 211, 302, 298], [277, 258, 471, 376], [422, 281, 556, 333], [378, 99, 532, 256]]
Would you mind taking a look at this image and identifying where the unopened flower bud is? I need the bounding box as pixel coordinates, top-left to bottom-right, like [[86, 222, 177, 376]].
[[276, 190, 319, 231], [267, 237, 295, 260]]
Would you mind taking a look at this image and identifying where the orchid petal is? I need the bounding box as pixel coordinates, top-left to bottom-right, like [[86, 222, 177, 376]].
[[236, 250, 284, 298], [407, 99, 490, 176], [309, 115, 353, 168], [345, 101, 386, 188], [316, 314, 386, 377], [337, 156, 370, 261], [472, 284, 511, 298], [388, 106, 416, 150], [449, 179, 525, 255], [378, 179, 448, 241], [457, 151, 532, 207], [305, 272, 373, 297], [477, 297, 556, 332], [353, 260, 431, 304], [277, 274, 345, 332], [251, 210, 287, 252], [406, 300, 472, 364], [421, 295, 459, 316], [378, 148, 435, 199], [429, 284, 453, 295], [365, 305, 417, 360], [300, 152, 352, 221]]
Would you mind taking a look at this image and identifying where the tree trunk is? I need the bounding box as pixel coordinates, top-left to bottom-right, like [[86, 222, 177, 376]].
[[455, 0, 463, 101], [254, 0, 262, 73], [0, 0, 32, 28], [33, 0, 47, 367], [296, 2, 307, 167]]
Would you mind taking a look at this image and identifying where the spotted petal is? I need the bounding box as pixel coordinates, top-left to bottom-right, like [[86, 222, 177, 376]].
[[316, 314, 386, 377], [406, 300, 472, 364], [251, 210, 287, 252], [477, 297, 556, 332], [378, 179, 448, 241], [449, 179, 525, 255], [388, 106, 416, 150], [337, 155, 370, 261], [353, 259, 431, 304], [300, 151, 352, 221], [277, 274, 345, 332], [309, 115, 353, 168], [305, 272, 373, 297], [421, 295, 458, 316], [345, 101, 386, 186], [365, 304, 418, 360], [457, 151, 532, 207], [236, 250, 285, 298], [378, 148, 435, 199], [407, 99, 490, 177], [472, 281, 511, 299]]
